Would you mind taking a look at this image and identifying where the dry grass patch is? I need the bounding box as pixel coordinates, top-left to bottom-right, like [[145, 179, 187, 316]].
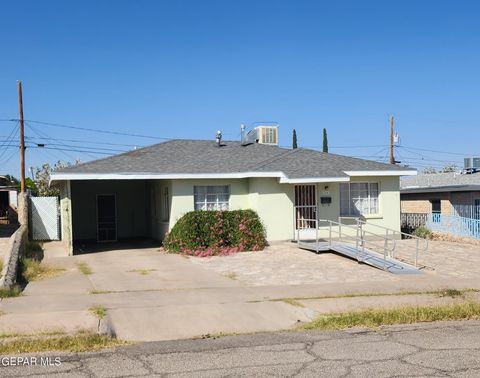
[[76, 261, 92, 275], [0, 285, 22, 298], [265, 288, 479, 304], [274, 298, 304, 308], [224, 272, 238, 280], [20, 258, 65, 282], [127, 268, 156, 275], [0, 331, 127, 354], [301, 302, 480, 331], [90, 289, 113, 295], [438, 288, 464, 298], [89, 305, 107, 319]]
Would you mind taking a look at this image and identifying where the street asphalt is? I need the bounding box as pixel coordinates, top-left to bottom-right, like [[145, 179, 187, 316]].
[[1, 320, 479, 377]]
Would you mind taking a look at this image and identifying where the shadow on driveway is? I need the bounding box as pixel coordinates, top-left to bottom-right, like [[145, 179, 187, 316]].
[[73, 239, 162, 255]]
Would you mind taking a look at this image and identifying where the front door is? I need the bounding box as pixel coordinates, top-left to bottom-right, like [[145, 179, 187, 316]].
[[97, 194, 117, 242], [295, 185, 317, 229]]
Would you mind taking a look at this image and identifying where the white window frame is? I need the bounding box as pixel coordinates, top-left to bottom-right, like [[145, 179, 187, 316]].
[[340, 182, 380, 217], [194, 185, 230, 211]]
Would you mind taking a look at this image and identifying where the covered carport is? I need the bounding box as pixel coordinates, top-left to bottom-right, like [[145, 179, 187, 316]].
[[56, 179, 171, 255]]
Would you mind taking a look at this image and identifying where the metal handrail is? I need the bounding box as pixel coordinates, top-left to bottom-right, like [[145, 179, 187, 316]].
[[297, 218, 397, 271], [355, 219, 429, 249], [318, 219, 396, 249], [320, 219, 396, 269], [353, 218, 429, 267], [297, 218, 396, 247]]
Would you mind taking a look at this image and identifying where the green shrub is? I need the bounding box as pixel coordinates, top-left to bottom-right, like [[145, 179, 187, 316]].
[[413, 226, 432, 239], [0, 285, 22, 298], [163, 210, 267, 256]]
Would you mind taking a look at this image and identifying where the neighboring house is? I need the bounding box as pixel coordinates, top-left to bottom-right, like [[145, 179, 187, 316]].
[[50, 126, 415, 255], [401, 170, 480, 220], [0, 176, 18, 225]]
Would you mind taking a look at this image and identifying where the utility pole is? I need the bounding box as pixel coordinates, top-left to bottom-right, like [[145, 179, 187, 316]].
[[18, 80, 26, 192], [389, 115, 395, 165]]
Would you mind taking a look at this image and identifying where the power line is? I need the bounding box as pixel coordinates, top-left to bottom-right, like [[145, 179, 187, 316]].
[[0, 123, 19, 161], [29, 142, 127, 153], [17, 119, 170, 140], [25, 122, 96, 160], [29, 146, 118, 155], [399, 145, 475, 157], [24, 136, 143, 148], [0, 149, 18, 166]]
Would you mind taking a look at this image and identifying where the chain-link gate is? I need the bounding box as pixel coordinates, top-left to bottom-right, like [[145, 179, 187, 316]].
[[29, 196, 60, 241]]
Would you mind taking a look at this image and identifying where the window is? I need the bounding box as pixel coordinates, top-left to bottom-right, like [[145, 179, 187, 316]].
[[340, 183, 379, 216], [194, 186, 230, 211], [430, 199, 441, 223], [431, 200, 441, 214]]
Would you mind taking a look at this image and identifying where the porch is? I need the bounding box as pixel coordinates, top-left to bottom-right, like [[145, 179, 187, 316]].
[[292, 177, 401, 241], [61, 179, 172, 254]]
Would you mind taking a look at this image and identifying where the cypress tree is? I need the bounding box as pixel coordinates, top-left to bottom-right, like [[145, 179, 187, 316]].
[[322, 128, 328, 153], [292, 129, 298, 149]]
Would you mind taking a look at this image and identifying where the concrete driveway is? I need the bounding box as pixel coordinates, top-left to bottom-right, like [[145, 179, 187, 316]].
[[2, 240, 480, 342], [0, 242, 312, 341]]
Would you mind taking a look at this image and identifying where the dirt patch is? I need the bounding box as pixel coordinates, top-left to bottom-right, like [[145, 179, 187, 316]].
[[431, 232, 480, 245]]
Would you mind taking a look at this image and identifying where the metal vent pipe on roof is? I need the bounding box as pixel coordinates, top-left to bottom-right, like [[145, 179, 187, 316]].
[[215, 130, 222, 147]]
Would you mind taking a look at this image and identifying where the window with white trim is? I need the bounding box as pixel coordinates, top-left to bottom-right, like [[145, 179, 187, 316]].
[[194, 186, 230, 211], [340, 183, 379, 216]]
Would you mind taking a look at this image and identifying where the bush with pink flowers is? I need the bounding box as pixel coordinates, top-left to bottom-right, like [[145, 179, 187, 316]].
[[163, 210, 266, 256]]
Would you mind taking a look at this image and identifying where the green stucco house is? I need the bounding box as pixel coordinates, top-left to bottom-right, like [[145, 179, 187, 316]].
[[51, 127, 416, 255]]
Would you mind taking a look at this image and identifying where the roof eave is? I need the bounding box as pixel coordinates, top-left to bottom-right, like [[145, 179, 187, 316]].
[[50, 171, 354, 184], [344, 170, 417, 177], [401, 185, 480, 194]]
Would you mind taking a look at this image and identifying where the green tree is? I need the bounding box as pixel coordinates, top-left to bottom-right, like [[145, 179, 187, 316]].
[[4, 175, 19, 187], [25, 178, 38, 195], [423, 167, 437, 174], [441, 164, 457, 173], [292, 129, 298, 149], [322, 128, 328, 153], [34, 161, 78, 196]]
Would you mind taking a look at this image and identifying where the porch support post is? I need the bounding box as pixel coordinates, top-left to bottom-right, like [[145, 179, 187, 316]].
[[60, 180, 73, 256]]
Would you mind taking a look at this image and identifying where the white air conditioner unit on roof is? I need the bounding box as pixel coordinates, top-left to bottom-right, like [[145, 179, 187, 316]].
[[241, 124, 279, 146], [256, 126, 278, 145]]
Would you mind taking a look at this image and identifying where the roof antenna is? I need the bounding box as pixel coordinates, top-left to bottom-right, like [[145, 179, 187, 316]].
[[215, 130, 222, 147]]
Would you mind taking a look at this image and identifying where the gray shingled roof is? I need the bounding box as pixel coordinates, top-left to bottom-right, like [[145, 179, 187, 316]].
[[401, 172, 480, 192], [54, 139, 413, 179]]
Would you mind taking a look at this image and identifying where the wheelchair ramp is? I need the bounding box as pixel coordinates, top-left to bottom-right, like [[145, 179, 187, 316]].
[[298, 241, 420, 274]]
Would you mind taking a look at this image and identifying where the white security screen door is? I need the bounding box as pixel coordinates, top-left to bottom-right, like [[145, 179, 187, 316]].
[[295, 185, 317, 229]]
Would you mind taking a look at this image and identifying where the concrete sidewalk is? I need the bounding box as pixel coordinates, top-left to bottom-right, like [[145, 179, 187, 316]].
[[1, 242, 480, 342]]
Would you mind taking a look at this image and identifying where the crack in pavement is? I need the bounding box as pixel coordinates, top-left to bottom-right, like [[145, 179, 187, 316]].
[[1, 320, 479, 377]]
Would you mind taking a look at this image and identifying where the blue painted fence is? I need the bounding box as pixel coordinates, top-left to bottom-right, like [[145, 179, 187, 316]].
[[426, 214, 480, 240]]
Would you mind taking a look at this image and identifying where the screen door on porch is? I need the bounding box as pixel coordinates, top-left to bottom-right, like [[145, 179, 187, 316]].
[[295, 185, 317, 229], [97, 194, 117, 242]]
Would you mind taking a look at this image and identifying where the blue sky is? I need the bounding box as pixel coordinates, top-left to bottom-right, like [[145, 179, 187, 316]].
[[0, 0, 479, 176]]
